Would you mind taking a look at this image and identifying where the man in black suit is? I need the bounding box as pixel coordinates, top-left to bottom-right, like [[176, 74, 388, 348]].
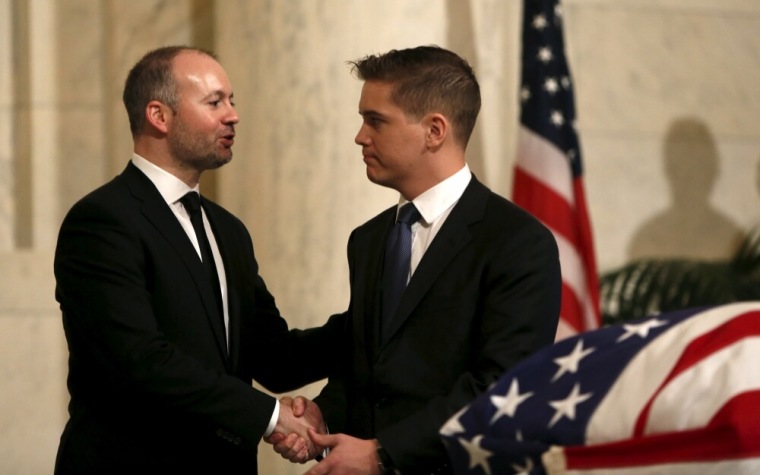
[[53, 46, 325, 474], [272, 46, 561, 474]]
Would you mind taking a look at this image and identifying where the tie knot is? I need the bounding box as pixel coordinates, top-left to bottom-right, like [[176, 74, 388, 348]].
[[180, 192, 202, 215], [397, 203, 421, 226]]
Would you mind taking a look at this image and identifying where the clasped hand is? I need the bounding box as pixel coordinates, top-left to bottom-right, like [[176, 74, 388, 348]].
[[265, 396, 327, 463], [267, 397, 382, 475]]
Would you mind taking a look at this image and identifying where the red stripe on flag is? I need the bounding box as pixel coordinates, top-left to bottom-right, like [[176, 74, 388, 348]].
[[565, 392, 760, 469], [513, 167, 577, 246], [572, 178, 600, 322], [560, 281, 584, 334]]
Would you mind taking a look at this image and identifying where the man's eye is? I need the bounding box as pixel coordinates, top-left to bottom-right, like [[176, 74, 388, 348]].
[[210, 100, 220, 107]]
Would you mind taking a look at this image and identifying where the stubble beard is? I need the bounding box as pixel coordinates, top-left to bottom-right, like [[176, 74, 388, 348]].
[[168, 123, 232, 172]]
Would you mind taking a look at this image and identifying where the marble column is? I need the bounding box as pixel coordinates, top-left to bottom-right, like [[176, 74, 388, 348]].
[[0, 0, 11, 249]]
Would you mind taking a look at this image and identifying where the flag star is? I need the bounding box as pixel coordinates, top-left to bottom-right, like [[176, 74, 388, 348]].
[[555, 4, 564, 20], [520, 86, 531, 102], [537, 46, 553, 63], [511, 457, 534, 475], [561, 76, 571, 88], [458, 435, 493, 475], [490, 379, 534, 423], [532, 14, 548, 30], [551, 339, 595, 382], [544, 77, 559, 94], [440, 406, 468, 436], [548, 383, 593, 427], [617, 318, 668, 342], [550, 110, 564, 126]]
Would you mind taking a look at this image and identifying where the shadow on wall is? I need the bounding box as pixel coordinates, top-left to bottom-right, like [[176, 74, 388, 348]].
[[627, 117, 744, 261], [600, 118, 760, 324]]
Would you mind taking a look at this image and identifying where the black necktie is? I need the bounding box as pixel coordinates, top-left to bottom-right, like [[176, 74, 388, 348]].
[[180, 192, 224, 321], [382, 203, 422, 337]]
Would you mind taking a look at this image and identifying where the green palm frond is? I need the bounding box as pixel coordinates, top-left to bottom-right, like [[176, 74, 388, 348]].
[[600, 231, 760, 325]]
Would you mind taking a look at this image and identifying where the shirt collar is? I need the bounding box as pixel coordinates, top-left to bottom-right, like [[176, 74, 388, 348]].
[[131, 153, 198, 206], [400, 164, 471, 224]]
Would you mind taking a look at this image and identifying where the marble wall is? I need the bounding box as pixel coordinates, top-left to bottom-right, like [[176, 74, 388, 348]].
[[1, 0, 758, 473]]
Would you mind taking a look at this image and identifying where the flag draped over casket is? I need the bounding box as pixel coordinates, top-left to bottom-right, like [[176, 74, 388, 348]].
[[440, 302, 760, 474]]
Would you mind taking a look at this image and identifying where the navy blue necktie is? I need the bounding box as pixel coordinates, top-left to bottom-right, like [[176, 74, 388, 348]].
[[180, 192, 224, 320], [382, 203, 422, 337]]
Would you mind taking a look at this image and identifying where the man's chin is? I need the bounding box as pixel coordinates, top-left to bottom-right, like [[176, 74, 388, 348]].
[[209, 154, 233, 170], [365, 170, 394, 190]]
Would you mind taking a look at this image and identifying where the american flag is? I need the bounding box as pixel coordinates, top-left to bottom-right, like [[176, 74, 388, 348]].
[[440, 302, 760, 474], [511, 0, 600, 339]]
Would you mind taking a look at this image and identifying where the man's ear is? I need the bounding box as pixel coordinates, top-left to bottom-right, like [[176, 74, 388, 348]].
[[424, 113, 448, 149], [145, 100, 172, 134]]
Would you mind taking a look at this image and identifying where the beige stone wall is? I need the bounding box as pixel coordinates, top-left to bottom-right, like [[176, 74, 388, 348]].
[[1, 0, 759, 473]]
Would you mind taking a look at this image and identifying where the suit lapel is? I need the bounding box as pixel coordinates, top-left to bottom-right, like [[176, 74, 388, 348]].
[[379, 176, 490, 349], [203, 202, 237, 370], [122, 163, 229, 364], [359, 209, 396, 358]]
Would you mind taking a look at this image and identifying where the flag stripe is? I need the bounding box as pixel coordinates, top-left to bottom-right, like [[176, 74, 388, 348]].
[[515, 127, 573, 204], [563, 393, 760, 470], [571, 179, 600, 321], [513, 165, 578, 245], [555, 234, 597, 332], [634, 312, 760, 436]]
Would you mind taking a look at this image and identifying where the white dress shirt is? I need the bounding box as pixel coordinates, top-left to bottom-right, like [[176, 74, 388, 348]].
[[398, 163, 472, 282]]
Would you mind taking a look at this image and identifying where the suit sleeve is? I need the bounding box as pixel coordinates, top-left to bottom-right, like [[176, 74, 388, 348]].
[[55, 197, 277, 453]]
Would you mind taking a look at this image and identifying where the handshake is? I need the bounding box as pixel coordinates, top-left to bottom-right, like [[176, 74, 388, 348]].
[[266, 395, 326, 463], [265, 396, 383, 475]]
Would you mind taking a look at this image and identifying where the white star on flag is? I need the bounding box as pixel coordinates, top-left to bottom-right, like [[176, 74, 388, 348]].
[[544, 77, 559, 94], [550, 110, 564, 126], [512, 457, 535, 475], [458, 435, 493, 475], [616, 318, 668, 342], [533, 14, 548, 30], [537, 46, 553, 63], [551, 339, 595, 382], [440, 406, 468, 436], [548, 383, 593, 427], [489, 379, 534, 424], [520, 86, 531, 102]]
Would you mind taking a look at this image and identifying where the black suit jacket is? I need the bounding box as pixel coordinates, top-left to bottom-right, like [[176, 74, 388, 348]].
[[54, 162, 323, 474], [310, 175, 561, 473]]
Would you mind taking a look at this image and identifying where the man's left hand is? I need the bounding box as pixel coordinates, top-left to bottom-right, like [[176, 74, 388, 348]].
[[302, 429, 381, 475]]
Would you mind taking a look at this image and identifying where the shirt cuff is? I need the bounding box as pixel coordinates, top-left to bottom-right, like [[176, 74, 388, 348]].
[[263, 399, 280, 438]]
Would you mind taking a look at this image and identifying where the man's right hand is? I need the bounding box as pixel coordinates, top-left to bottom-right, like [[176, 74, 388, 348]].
[[266, 396, 326, 463]]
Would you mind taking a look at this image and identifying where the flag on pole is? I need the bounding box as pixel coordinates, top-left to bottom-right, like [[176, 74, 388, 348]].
[[440, 302, 760, 474], [511, 0, 600, 340]]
